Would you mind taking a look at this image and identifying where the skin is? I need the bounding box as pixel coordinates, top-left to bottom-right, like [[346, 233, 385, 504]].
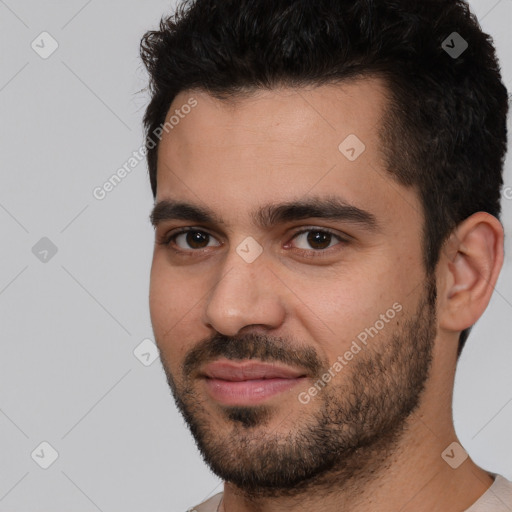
[[149, 78, 504, 512]]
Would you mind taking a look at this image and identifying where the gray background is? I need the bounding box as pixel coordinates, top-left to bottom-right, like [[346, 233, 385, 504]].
[[0, 1, 511, 511]]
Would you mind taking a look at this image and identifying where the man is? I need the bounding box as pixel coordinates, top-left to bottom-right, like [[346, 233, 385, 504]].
[[141, 0, 512, 510]]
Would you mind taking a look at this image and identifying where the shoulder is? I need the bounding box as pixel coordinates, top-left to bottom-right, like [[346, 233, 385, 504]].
[[187, 492, 223, 512], [465, 474, 512, 511]]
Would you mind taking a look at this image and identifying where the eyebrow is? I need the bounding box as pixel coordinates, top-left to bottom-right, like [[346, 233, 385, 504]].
[[149, 195, 379, 232]]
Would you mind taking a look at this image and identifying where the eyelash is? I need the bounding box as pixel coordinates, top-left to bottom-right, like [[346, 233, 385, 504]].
[[157, 226, 348, 257]]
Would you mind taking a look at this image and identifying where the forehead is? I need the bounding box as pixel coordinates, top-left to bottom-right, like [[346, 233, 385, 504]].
[[162, 78, 389, 155], [154, 79, 423, 237]]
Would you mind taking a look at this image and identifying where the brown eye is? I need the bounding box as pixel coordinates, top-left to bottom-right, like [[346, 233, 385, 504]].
[[163, 229, 221, 250], [306, 231, 333, 250], [291, 229, 343, 251], [183, 231, 210, 249]]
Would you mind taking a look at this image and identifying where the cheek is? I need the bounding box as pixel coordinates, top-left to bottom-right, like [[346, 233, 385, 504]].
[[149, 253, 194, 318], [149, 258, 209, 365], [149, 261, 187, 355], [149, 261, 172, 330], [290, 265, 406, 359]]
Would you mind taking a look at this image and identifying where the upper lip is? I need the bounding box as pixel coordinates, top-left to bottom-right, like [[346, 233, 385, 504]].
[[200, 360, 307, 381]]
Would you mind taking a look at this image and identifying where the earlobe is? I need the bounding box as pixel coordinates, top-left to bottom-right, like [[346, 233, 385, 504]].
[[439, 212, 504, 333]]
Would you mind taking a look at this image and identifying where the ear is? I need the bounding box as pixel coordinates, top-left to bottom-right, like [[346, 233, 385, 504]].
[[437, 212, 504, 334]]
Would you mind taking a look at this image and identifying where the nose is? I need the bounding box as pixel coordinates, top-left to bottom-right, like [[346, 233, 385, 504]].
[[202, 247, 286, 337]]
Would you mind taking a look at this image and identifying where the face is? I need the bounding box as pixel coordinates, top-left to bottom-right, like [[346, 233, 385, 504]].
[[149, 79, 438, 494]]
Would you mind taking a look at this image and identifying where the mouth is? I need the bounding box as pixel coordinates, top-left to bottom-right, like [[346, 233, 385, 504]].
[[199, 359, 309, 405]]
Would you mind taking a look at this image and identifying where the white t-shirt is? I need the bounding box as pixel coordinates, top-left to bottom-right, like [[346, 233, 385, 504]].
[[189, 474, 512, 512]]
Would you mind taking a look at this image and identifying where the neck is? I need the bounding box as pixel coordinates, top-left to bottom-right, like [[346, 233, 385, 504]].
[[219, 380, 494, 512], [220, 423, 493, 512]]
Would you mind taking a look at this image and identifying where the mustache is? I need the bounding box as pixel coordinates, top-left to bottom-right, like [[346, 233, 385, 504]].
[[182, 332, 325, 378]]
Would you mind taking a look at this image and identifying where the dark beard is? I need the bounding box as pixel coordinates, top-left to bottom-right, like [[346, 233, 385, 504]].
[[159, 277, 437, 498]]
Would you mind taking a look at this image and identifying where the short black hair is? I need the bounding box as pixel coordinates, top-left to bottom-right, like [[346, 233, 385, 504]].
[[140, 0, 509, 357]]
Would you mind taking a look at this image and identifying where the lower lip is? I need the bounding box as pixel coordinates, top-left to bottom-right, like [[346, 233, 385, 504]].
[[203, 377, 306, 405]]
